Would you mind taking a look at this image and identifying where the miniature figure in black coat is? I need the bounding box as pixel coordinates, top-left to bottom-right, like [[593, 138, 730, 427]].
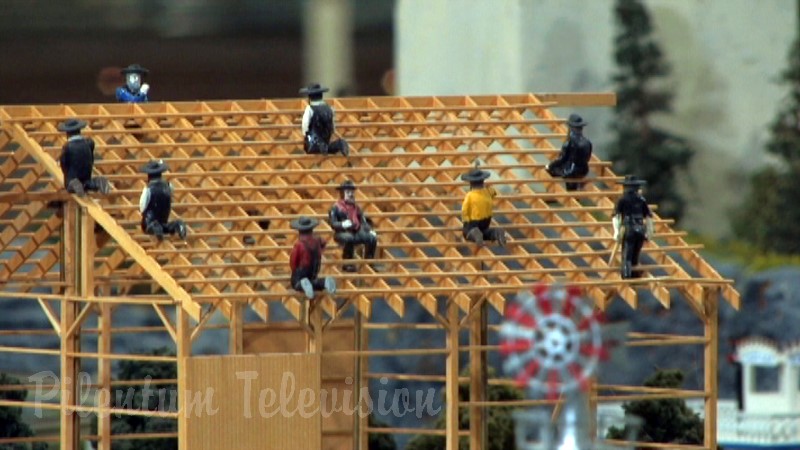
[[139, 160, 187, 241], [300, 83, 349, 157], [612, 176, 654, 279], [57, 119, 111, 197], [546, 113, 593, 191], [328, 181, 377, 272]]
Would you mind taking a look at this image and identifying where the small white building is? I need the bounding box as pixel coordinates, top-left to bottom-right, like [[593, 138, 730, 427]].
[[717, 339, 800, 449]]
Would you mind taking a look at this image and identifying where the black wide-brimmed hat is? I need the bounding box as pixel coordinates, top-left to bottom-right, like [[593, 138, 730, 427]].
[[141, 159, 169, 175], [299, 83, 330, 96], [57, 118, 87, 133], [290, 216, 319, 231], [335, 180, 357, 191], [121, 64, 149, 75], [566, 113, 588, 128], [617, 175, 647, 187], [461, 168, 491, 183]]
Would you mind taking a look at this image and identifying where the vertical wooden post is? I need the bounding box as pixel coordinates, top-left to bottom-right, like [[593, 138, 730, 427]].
[[703, 287, 719, 450], [301, 300, 325, 447], [469, 298, 487, 450], [97, 303, 112, 450], [354, 312, 369, 450], [61, 203, 93, 450], [177, 306, 191, 450], [59, 202, 75, 450], [446, 299, 460, 450], [229, 302, 243, 354]]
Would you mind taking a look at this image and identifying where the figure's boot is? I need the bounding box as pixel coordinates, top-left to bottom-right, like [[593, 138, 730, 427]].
[[495, 229, 507, 247], [176, 220, 188, 240], [93, 176, 111, 195], [621, 260, 632, 280], [146, 221, 165, 241], [324, 277, 337, 295], [299, 278, 314, 300], [67, 179, 85, 197], [339, 140, 349, 157], [342, 245, 357, 272], [467, 228, 484, 246]]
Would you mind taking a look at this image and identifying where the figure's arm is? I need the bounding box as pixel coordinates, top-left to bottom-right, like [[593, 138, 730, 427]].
[[358, 207, 370, 232], [329, 206, 352, 231], [139, 187, 150, 213], [301, 106, 312, 135], [612, 215, 621, 241], [461, 194, 471, 224], [643, 201, 654, 239], [59, 145, 69, 180], [328, 206, 344, 231], [88, 139, 95, 167], [289, 243, 301, 272]]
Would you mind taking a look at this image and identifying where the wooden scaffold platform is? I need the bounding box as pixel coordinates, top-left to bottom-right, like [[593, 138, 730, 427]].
[[0, 93, 738, 450]]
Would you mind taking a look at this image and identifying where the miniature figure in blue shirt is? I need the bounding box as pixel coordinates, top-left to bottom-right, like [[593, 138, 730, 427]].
[[116, 64, 150, 103]]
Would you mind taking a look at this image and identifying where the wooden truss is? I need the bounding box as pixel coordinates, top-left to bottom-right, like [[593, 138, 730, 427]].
[[0, 94, 737, 450]]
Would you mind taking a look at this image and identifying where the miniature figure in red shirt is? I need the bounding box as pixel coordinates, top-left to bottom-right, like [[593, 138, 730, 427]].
[[289, 217, 337, 299]]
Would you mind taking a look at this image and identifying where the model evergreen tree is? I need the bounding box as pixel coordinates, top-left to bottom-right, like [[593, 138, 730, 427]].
[[733, 37, 800, 253], [609, 0, 694, 221], [0, 373, 48, 450], [92, 347, 178, 450], [405, 375, 523, 450], [606, 369, 703, 446]]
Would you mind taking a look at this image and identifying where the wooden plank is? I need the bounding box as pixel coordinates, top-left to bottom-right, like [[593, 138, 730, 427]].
[[36, 298, 61, 336], [703, 287, 719, 450], [10, 124, 201, 320], [534, 92, 617, 107]]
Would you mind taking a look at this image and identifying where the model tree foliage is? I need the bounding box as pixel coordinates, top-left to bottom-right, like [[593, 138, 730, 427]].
[[609, 0, 694, 221], [606, 369, 703, 446], [0, 373, 48, 450], [405, 375, 523, 450], [92, 347, 178, 450], [733, 37, 800, 253]]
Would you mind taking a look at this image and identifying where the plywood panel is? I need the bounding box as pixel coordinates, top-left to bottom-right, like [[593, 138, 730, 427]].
[[185, 354, 321, 450], [244, 322, 355, 450]]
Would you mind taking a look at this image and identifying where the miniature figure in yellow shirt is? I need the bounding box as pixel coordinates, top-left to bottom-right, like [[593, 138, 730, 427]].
[[461, 168, 507, 247]]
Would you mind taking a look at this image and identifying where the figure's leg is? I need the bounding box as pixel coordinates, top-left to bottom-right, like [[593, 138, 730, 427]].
[[329, 139, 350, 157], [146, 221, 165, 241], [85, 177, 111, 194], [336, 232, 357, 272], [323, 277, 336, 294], [311, 278, 328, 291], [357, 230, 378, 259], [305, 134, 328, 155], [293, 267, 316, 299], [631, 235, 645, 278], [164, 220, 187, 240], [66, 178, 85, 197], [621, 234, 634, 279], [486, 227, 507, 246], [464, 225, 484, 246], [298, 278, 315, 299]]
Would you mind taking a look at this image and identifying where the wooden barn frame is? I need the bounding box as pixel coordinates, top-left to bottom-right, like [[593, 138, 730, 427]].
[[0, 93, 738, 450]]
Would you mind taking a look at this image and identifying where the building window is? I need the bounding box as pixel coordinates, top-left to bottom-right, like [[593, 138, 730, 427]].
[[752, 366, 781, 392]]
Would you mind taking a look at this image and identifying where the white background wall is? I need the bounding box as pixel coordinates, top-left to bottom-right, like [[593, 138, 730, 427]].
[[396, 0, 797, 236]]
